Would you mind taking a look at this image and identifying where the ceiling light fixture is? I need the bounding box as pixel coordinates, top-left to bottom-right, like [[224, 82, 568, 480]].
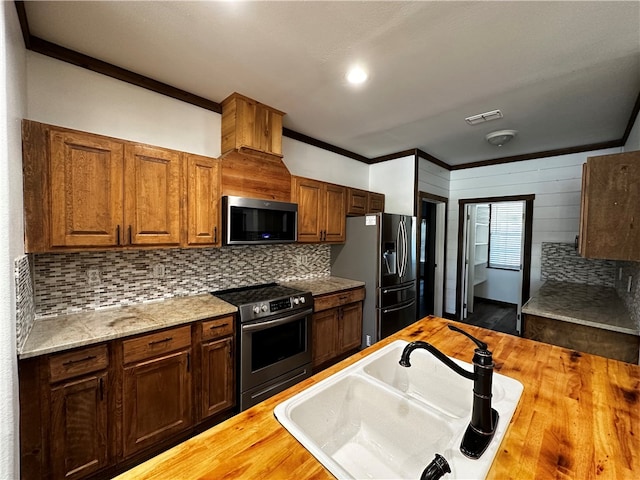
[[485, 129, 518, 147], [346, 66, 368, 85]]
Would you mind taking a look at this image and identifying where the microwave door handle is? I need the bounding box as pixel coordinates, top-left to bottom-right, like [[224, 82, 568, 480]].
[[241, 309, 312, 333]]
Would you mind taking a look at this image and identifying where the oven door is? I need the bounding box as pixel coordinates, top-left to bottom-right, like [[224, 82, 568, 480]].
[[240, 308, 313, 394]]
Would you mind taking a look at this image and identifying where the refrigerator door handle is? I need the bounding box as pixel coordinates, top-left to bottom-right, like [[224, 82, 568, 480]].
[[401, 218, 408, 277], [382, 299, 416, 314], [382, 284, 415, 294]]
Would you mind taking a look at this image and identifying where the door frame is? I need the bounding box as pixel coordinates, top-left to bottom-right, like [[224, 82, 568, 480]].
[[417, 191, 448, 318], [454, 194, 534, 321]]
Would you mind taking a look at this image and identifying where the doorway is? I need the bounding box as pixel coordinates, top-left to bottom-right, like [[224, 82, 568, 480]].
[[417, 192, 447, 318], [455, 195, 534, 334]]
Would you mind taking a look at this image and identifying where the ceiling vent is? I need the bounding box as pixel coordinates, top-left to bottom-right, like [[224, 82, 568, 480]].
[[465, 109, 503, 126]]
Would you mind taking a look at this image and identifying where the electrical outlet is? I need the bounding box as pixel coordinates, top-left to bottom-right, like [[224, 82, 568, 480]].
[[365, 335, 372, 347], [152, 263, 165, 278], [87, 269, 101, 286]]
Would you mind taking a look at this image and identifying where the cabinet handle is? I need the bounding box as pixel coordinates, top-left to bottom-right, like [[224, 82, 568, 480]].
[[214, 226, 217, 244], [128, 225, 132, 245], [148, 337, 173, 346], [62, 355, 96, 367], [116, 225, 121, 246], [99, 377, 104, 401], [210, 323, 229, 330]]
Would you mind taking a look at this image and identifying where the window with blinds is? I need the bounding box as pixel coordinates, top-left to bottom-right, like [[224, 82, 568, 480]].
[[488, 202, 524, 270]]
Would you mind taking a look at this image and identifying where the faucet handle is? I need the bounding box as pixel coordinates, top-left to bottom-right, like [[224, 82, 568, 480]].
[[447, 324, 488, 350]]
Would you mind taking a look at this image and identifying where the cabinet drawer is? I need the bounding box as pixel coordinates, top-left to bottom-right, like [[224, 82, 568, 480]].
[[123, 325, 191, 364], [314, 287, 365, 312], [49, 344, 109, 383], [201, 316, 235, 342]]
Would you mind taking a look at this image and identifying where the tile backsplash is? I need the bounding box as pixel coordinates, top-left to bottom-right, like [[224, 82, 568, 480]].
[[31, 243, 330, 318], [541, 242, 616, 286], [15, 255, 35, 351], [541, 242, 639, 328]]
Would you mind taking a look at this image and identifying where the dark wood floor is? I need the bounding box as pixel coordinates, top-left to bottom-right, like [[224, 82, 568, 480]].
[[460, 298, 519, 336]]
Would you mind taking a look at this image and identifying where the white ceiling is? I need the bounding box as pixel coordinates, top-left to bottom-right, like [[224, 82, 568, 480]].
[[23, 1, 640, 166]]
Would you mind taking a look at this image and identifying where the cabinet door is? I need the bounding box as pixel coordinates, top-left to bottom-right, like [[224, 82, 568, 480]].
[[312, 308, 339, 367], [200, 337, 235, 420], [346, 188, 368, 216], [185, 154, 220, 246], [253, 103, 283, 156], [579, 152, 640, 260], [122, 349, 192, 458], [293, 177, 323, 242], [367, 192, 385, 213], [124, 145, 181, 246], [339, 303, 363, 353], [50, 372, 109, 480], [50, 130, 124, 247], [324, 184, 346, 243]]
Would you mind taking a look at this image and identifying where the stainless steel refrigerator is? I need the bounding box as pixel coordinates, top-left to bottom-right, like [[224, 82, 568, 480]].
[[330, 213, 417, 348]]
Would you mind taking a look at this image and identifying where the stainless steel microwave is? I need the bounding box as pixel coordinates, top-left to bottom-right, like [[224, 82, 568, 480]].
[[222, 196, 298, 245]]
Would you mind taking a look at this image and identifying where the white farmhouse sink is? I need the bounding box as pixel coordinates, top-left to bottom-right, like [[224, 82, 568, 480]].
[[274, 339, 523, 480]]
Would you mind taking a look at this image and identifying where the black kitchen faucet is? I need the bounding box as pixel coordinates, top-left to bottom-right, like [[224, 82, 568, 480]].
[[399, 324, 499, 460]]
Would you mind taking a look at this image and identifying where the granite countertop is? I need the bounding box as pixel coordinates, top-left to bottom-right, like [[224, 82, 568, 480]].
[[19, 294, 238, 359], [19, 276, 364, 360], [522, 280, 638, 336], [281, 276, 365, 296]]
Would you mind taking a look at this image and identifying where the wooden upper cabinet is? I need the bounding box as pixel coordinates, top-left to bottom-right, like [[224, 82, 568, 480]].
[[367, 192, 385, 213], [292, 176, 345, 243], [23, 121, 222, 252], [49, 129, 124, 248], [346, 188, 368, 216], [221, 93, 285, 158], [125, 145, 181, 246], [578, 151, 640, 261], [324, 183, 346, 243], [292, 177, 324, 242], [185, 154, 221, 246], [346, 188, 385, 216]]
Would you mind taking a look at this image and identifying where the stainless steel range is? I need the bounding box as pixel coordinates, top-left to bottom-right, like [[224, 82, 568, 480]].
[[212, 283, 314, 411]]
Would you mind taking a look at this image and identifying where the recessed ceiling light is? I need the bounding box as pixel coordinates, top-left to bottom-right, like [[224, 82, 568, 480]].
[[346, 66, 368, 84]]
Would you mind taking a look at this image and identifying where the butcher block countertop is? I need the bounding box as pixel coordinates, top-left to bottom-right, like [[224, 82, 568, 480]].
[[115, 317, 640, 480]]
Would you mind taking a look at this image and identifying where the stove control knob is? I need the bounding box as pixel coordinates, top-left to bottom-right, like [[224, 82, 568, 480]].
[[261, 304, 269, 312], [293, 297, 300, 305], [299, 296, 306, 304], [253, 305, 261, 315]]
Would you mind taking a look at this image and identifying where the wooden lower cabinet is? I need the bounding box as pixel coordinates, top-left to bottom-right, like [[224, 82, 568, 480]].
[[312, 288, 365, 368], [19, 315, 236, 480], [51, 371, 109, 480], [523, 313, 640, 363], [200, 337, 235, 420], [122, 349, 193, 458]]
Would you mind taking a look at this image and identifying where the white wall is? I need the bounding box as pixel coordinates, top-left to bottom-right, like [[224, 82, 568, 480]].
[[27, 53, 221, 157], [475, 268, 520, 304], [369, 155, 415, 215], [282, 136, 369, 188], [1, 2, 27, 478], [624, 113, 640, 152], [445, 147, 622, 314], [417, 157, 450, 199]]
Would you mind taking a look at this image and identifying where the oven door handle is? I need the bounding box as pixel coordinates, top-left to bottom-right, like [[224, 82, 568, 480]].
[[241, 308, 313, 333]]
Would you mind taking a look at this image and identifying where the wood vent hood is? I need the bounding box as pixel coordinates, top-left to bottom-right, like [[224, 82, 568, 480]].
[[220, 93, 291, 202]]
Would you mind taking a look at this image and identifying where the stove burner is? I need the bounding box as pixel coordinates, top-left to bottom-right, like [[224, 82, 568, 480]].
[[212, 283, 313, 322]]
